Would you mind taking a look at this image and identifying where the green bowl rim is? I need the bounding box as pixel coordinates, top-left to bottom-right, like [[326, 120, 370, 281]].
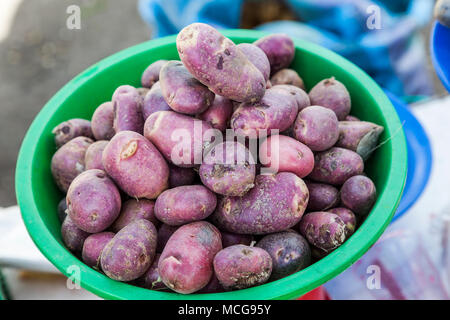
[[15, 29, 407, 300]]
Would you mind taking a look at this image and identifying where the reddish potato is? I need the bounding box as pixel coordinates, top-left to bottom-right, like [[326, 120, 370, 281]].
[[67, 169, 121, 233], [199, 141, 256, 196], [141, 59, 168, 88], [213, 245, 272, 290], [306, 181, 340, 211], [102, 131, 169, 199], [111, 199, 158, 232], [221, 231, 254, 248], [155, 185, 217, 226], [340, 175, 376, 216], [211, 172, 309, 235], [177, 23, 266, 103], [91, 102, 115, 140], [309, 77, 351, 120], [336, 121, 384, 160], [159, 221, 222, 294], [112, 85, 144, 134], [84, 140, 108, 171], [293, 106, 339, 151], [61, 216, 90, 253], [51, 136, 93, 192], [142, 82, 171, 121], [328, 207, 357, 236], [270, 69, 305, 89], [52, 119, 93, 148], [299, 212, 346, 252], [254, 34, 295, 74], [259, 135, 314, 178], [309, 147, 364, 185], [256, 231, 311, 280], [236, 43, 271, 81], [159, 60, 214, 115], [144, 111, 214, 167], [101, 219, 157, 282], [82, 232, 115, 269], [198, 95, 234, 132]]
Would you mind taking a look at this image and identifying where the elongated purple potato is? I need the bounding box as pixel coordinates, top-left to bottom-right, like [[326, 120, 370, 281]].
[[328, 207, 357, 236], [144, 111, 214, 167], [156, 224, 179, 253], [198, 95, 234, 132], [52, 119, 93, 148], [309, 77, 351, 120], [136, 254, 167, 291], [160, 61, 214, 115], [271, 84, 310, 111], [177, 23, 266, 103], [221, 231, 253, 248], [293, 106, 339, 151], [67, 169, 121, 233], [102, 131, 169, 199], [230, 88, 298, 138], [299, 212, 346, 252], [155, 185, 217, 226], [169, 165, 197, 188], [199, 141, 256, 196], [210, 172, 309, 235], [111, 199, 158, 232], [309, 147, 364, 185], [61, 216, 90, 253], [142, 82, 171, 120], [141, 59, 168, 88], [256, 231, 311, 280], [112, 85, 144, 134], [82, 232, 115, 269], [159, 221, 222, 294], [57, 198, 68, 222], [271, 69, 304, 89], [101, 219, 157, 281], [254, 34, 295, 74], [306, 181, 340, 211], [236, 43, 271, 81], [340, 175, 376, 216], [213, 245, 272, 290], [51, 136, 93, 192], [84, 140, 108, 171], [91, 102, 115, 140], [336, 121, 384, 160]]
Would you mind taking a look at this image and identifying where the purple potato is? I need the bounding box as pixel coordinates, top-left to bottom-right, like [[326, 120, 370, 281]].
[[254, 34, 295, 74], [270, 68, 304, 89], [61, 216, 90, 253], [141, 82, 171, 121], [135, 254, 167, 291], [111, 199, 158, 233], [340, 175, 376, 216], [306, 181, 340, 212], [141, 60, 168, 88], [236, 43, 271, 81], [112, 85, 144, 134], [309, 77, 351, 120], [52, 119, 93, 148], [82, 232, 115, 269], [328, 207, 357, 236], [84, 140, 108, 171], [91, 102, 115, 140], [198, 95, 234, 132], [156, 224, 179, 253], [57, 198, 68, 223], [221, 231, 254, 248], [169, 165, 197, 188]]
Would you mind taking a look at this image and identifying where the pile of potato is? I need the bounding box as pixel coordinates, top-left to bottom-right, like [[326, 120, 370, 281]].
[[52, 23, 383, 294]]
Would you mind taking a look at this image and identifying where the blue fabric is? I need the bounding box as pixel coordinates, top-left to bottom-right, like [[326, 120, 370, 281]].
[[138, 0, 434, 96]]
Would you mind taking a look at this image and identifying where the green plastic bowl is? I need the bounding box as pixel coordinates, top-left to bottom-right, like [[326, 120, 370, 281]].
[[16, 29, 407, 300]]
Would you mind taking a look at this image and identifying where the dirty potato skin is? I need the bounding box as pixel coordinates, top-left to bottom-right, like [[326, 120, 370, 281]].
[[52, 118, 93, 148], [340, 175, 376, 216], [135, 254, 167, 291], [102, 131, 169, 199], [110, 199, 159, 233], [155, 185, 217, 226], [298, 212, 347, 252], [328, 208, 357, 237], [67, 169, 122, 233], [82, 232, 115, 269], [177, 23, 266, 103], [256, 231, 311, 280], [160, 60, 214, 115], [199, 141, 256, 196], [51, 136, 93, 192], [210, 172, 309, 235], [213, 245, 272, 290], [91, 102, 115, 140], [159, 221, 222, 294], [309, 147, 364, 185], [101, 219, 157, 282]]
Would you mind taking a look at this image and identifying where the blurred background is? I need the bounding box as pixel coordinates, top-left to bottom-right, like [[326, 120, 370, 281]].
[[0, 0, 449, 299]]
